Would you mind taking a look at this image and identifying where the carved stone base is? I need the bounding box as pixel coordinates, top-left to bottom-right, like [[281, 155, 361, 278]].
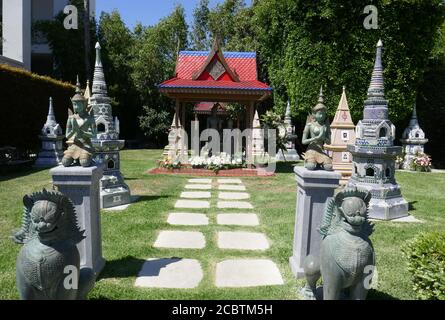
[[289, 167, 341, 279], [50, 165, 105, 279]]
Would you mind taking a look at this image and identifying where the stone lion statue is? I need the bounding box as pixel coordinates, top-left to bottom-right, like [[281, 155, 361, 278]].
[[303, 187, 375, 300], [13, 189, 94, 300]]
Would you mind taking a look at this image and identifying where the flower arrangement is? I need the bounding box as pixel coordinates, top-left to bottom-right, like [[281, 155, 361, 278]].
[[189, 152, 246, 173], [411, 152, 432, 172], [395, 154, 405, 169], [157, 156, 182, 170]]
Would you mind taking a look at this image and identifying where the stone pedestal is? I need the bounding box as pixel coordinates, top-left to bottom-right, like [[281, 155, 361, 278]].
[[276, 149, 300, 161], [50, 166, 105, 278], [289, 167, 341, 279]]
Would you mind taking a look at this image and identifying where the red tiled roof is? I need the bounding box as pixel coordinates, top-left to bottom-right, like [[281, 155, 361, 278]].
[[159, 79, 271, 91], [175, 51, 258, 81], [159, 51, 272, 92]]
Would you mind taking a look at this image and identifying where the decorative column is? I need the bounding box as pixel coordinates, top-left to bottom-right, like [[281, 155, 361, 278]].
[[90, 42, 131, 209], [34, 97, 65, 168], [289, 167, 341, 279], [347, 40, 408, 220], [50, 165, 105, 279]]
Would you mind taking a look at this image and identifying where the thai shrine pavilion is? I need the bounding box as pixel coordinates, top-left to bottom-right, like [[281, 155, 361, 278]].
[[158, 39, 272, 162]]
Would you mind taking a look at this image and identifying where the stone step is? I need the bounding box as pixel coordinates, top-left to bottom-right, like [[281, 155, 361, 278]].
[[217, 201, 253, 209], [218, 184, 246, 191], [175, 199, 210, 209], [217, 214, 259, 226], [188, 179, 213, 184], [218, 192, 250, 200], [215, 259, 284, 288], [180, 191, 211, 199], [217, 231, 269, 250], [167, 213, 209, 226], [185, 184, 212, 190], [154, 231, 206, 249], [217, 179, 243, 184], [135, 258, 203, 289]]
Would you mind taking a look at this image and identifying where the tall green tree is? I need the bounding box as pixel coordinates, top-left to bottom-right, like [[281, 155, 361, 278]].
[[253, 0, 445, 126], [97, 10, 138, 140], [135, 5, 189, 146], [191, 0, 211, 50]]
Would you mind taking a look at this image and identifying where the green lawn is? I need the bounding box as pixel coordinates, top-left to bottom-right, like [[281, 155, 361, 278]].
[[1, 149, 444, 300]]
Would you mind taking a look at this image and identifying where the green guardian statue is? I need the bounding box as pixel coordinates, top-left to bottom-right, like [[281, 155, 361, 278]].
[[303, 187, 375, 300], [14, 189, 94, 300], [302, 86, 333, 171], [62, 77, 96, 168]]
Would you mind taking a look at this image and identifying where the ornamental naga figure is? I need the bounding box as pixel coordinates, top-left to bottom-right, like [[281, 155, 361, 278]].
[[303, 187, 375, 300], [62, 77, 96, 167], [302, 86, 333, 171], [13, 189, 93, 300]]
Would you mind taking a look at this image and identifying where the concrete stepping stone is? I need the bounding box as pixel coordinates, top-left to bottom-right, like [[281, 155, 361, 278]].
[[180, 191, 211, 199], [217, 231, 269, 250], [217, 179, 243, 184], [218, 184, 246, 191], [217, 214, 259, 226], [215, 259, 284, 288], [185, 184, 212, 190], [217, 201, 253, 209], [167, 213, 209, 226], [154, 231, 206, 249], [188, 178, 212, 184], [218, 192, 250, 200], [135, 258, 203, 289], [175, 199, 210, 209]]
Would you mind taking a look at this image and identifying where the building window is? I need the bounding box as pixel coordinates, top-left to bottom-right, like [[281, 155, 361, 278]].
[[379, 127, 387, 138], [366, 168, 375, 177], [107, 159, 115, 169], [97, 123, 105, 133]]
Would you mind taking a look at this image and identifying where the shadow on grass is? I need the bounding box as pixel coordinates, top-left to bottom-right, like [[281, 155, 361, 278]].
[[99, 256, 147, 279], [135, 195, 171, 203], [367, 289, 399, 300], [0, 166, 47, 182], [274, 161, 301, 174], [99, 256, 183, 279], [409, 201, 418, 211]]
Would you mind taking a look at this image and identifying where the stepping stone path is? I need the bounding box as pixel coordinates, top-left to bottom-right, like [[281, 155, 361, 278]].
[[135, 178, 284, 289]]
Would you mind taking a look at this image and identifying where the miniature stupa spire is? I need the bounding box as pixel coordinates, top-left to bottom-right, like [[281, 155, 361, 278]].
[[75, 75, 82, 94], [46, 97, 56, 125], [92, 42, 108, 98], [408, 103, 420, 128], [364, 39, 388, 121], [84, 80, 92, 101], [285, 100, 292, 125]]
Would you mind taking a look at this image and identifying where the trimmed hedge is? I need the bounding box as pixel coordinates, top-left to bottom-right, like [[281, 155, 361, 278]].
[[0, 64, 75, 153], [402, 232, 445, 300]]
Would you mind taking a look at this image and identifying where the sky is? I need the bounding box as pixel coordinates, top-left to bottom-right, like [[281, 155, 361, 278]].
[[96, 0, 252, 30]]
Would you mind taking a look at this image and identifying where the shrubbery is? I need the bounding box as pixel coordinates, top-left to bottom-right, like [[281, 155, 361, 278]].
[[402, 232, 445, 300], [0, 64, 74, 153]]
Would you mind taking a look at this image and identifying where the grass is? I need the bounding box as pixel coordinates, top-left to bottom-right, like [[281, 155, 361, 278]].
[[1, 149, 444, 300]]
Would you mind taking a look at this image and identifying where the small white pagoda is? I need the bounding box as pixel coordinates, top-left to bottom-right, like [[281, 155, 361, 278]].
[[400, 104, 428, 170], [34, 97, 65, 168]]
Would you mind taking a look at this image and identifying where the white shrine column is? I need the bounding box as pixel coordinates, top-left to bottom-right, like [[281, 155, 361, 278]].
[[2, 0, 32, 70]]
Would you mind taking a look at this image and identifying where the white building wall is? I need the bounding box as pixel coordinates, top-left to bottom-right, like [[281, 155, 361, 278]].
[[2, 0, 31, 69]]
